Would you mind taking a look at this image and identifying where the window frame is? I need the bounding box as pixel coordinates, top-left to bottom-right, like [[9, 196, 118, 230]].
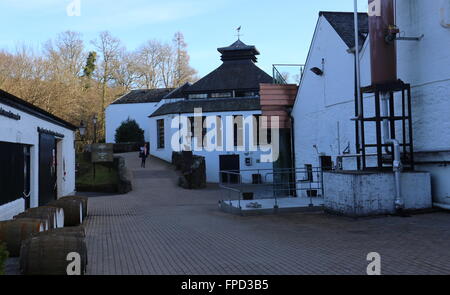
[[156, 119, 165, 149]]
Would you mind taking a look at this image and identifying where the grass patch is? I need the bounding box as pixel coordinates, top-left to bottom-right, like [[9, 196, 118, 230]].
[[76, 154, 119, 187]]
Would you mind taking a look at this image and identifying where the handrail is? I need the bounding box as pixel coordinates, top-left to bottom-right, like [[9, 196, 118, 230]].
[[219, 171, 243, 209], [272, 64, 305, 85], [219, 167, 324, 209]]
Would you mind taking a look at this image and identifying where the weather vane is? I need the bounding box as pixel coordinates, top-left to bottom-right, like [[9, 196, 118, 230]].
[[236, 26, 242, 40]]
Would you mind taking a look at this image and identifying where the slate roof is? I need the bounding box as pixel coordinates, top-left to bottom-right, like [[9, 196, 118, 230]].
[[163, 83, 192, 100], [0, 89, 77, 130], [111, 88, 174, 105], [185, 39, 273, 94], [186, 60, 273, 93], [320, 12, 369, 49], [149, 97, 261, 117]]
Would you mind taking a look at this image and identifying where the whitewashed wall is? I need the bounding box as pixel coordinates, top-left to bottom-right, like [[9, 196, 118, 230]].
[[293, 16, 361, 170], [292, 0, 450, 205], [0, 102, 75, 221], [149, 110, 275, 183], [105, 102, 160, 143]]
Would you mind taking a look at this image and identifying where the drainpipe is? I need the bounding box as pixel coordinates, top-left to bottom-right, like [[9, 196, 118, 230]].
[[354, 0, 364, 166], [381, 93, 404, 210], [288, 108, 297, 197]]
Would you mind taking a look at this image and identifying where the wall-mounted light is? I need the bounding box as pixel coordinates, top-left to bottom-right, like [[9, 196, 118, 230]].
[[310, 58, 325, 76], [310, 67, 324, 76]]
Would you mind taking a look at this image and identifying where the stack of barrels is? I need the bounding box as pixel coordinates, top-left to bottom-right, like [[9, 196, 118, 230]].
[[0, 196, 89, 275]]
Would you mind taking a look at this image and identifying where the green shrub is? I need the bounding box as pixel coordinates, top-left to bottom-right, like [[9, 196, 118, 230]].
[[114, 118, 145, 143], [0, 242, 8, 275]]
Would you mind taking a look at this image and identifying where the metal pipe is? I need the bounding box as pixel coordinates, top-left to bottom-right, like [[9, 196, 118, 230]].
[[368, 0, 398, 84], [354, 0, 364, 159], [381, 93, 404, 210], [381, 94, 391, 153]]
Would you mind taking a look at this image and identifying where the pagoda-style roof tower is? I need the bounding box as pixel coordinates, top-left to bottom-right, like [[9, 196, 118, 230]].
[[185, 39, 272, 95], [217, 40, 260, 62]]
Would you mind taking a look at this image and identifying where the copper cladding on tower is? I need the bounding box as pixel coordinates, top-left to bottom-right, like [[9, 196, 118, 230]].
[[368, 0, 398, 85]]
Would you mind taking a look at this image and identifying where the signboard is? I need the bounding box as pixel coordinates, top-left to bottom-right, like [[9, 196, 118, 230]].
[[91, 144, 114, 163]]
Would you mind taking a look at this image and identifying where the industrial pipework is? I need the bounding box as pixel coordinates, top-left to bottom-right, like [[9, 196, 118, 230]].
[[368, 0, 404, 211], [368, 0, 398, 85], [381, 94, 404, 210]]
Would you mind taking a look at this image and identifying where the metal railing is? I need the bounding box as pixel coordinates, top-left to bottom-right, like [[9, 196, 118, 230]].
[[272, 64, 305, 85], [219, 167, 323, 210]]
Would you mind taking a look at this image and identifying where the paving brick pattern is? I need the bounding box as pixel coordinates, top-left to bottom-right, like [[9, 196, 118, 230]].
[[84, 153, 450, 275]]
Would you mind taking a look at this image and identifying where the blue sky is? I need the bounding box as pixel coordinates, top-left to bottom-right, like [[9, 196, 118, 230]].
[[0, 0, 369, 77]]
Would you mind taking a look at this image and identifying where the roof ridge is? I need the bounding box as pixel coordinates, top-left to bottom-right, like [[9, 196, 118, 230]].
[[0, 89, 77, 130], [319, 11, 368, 15]]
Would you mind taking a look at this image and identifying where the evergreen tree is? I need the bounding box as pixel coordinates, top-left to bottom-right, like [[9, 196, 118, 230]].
[[114, 118, 145, 143], [83, 51, 97, 78]]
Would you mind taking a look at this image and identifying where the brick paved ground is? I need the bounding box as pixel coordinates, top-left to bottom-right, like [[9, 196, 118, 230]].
[[84, 153, 450, 275]]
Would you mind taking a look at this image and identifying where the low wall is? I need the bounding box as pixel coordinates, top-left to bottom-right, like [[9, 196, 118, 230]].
[[323, 171, 432, 217]]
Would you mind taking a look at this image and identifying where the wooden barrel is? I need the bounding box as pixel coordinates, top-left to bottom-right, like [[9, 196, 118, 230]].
[[15, 207, 64, 229], [60, 196, 88, 219], [30, 226, 88, 266], [0, 219, 45, 257], [20, 235, 87, 275], [48, 199, 83, 227], [31, 226, 86, 239]]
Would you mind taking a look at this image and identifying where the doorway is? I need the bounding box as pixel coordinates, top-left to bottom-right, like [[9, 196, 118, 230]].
[[39, 133, 57, 206], [219, 155, 240, 184], [0, 142, 31, 208]]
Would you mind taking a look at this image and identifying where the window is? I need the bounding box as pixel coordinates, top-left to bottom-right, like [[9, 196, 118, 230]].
[[189, 116, 207, 148], [305, 164, 313, 181], [320, 156, 333, 171], [211, 92, 232, 98], [157, 119, 165, 149], [188, 93, 207, 99], [253, 115, 260, 147], [233, 116, 244, 147], [259, 128, 272, 146], [216, 116, 223, 147], [235, 91, 256, 97]]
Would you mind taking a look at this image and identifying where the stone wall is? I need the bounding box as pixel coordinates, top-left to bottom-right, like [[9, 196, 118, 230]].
[[172, 152, 206, 189], [323, 171, 432, 217]]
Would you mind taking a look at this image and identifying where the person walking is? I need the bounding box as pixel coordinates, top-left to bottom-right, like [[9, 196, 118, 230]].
[[140, 143, 148, 168]]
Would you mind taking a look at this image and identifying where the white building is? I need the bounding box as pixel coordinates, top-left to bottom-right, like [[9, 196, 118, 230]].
[[148, 40, 280, 184], [105, 88, 175, 143], [292, 1, 450, 209], [0, 90, 77, 221]]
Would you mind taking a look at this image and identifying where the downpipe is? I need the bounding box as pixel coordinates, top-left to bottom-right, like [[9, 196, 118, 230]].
[[381, 94, 404, 212]]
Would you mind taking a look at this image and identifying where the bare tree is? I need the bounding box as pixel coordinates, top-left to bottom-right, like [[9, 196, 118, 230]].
[[135, 40, 163, 89], [91, 31, 123, 134], [113, 50, 140, 91], [44, 31, 85, 79], [172, 32, 197, 87], [159, 43, 176, 88], [0, 30, 198, 142]]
